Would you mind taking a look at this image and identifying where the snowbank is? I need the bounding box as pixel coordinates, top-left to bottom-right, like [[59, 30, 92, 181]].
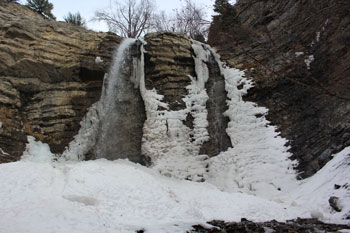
[[0, 158, 305, 233], [1, 137, 349, 233], [292, 147, 350, 224]]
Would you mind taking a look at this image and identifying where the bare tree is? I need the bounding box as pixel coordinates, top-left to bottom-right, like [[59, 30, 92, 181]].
[[152, 11, 177, 33], [153, 0, 210, 40], [94, 0, 155, 38], [175, 0, 210, 39]]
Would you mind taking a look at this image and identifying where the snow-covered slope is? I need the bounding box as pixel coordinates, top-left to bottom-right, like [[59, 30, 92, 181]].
[[292, 147, 350, 224], [0, 145, 349, 233]]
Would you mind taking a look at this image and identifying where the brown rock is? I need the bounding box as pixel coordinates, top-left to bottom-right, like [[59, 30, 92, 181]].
[[0, 1, 121, 162]]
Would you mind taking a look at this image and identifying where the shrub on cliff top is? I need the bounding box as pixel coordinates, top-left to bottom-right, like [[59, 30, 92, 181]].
[[64, 12, 86, 27], [26, 0, 55, 19]]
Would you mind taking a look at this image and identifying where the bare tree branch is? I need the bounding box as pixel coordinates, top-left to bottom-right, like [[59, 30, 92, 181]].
[[152, 0, 210, 40], [93, 0, 155, 38]]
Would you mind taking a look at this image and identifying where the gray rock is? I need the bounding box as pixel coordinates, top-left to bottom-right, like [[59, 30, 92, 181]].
[[329, 196, 342, 212]]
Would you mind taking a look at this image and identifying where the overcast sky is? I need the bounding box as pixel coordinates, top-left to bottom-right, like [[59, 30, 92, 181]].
[[19, 0, 221, 32]]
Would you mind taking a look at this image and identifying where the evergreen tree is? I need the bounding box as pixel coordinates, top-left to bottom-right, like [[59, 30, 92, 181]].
[[213, 0, 232, 15], [64, 12, 86, 27], [212, 0, 239, 28], [26, 0, 55, 19]]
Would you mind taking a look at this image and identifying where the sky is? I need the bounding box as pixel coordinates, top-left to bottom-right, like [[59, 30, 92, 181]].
[[20, 0, 220, 32]]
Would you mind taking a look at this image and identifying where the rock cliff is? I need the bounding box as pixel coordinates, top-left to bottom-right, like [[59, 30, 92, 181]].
[[0, 1, 121, 162], [0, 2, 232, 163], [1, 0, 348, 179], [209, 0, 350, 177]]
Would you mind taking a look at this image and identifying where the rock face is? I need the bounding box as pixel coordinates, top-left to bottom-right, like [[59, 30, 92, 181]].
[[144, 33, 232, 157], [209, 0, 350, 177], [144, 33, 195, 110], [200, 52, 232, 156], [0, 1, 232, 163], [0, 1, 121, 162]]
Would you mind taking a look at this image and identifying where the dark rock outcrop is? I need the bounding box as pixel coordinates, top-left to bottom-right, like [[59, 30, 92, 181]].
[[191, 218, 350, 233], [209, 0, 350, 177], [200, 49, 232, 156], [0, 1, 121, 162]]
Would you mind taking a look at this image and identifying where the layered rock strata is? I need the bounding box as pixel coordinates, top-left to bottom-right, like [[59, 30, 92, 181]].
[[0, 1, 121, 162], [209, 0, 350, 177]]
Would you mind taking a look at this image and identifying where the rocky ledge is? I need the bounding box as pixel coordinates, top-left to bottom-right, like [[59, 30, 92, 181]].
[[0, 1, 121, 162], [190, 218, 350, 233]]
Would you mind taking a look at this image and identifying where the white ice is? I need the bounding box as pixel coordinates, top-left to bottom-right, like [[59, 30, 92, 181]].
[[305, 55, 315, 70], [95, 56, 103, 64]]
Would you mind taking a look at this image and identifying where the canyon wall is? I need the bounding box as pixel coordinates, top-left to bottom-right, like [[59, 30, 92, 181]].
[[2, 0, 348, 178], [209, 0, 350, 177]]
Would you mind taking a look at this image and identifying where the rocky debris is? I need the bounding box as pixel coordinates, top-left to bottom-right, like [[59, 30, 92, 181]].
[[329, 196, 342, 212], [209, 0, 350, 177], [190, 218, 350, 233], [0, 1, 121, 162], [144, 32, 231, 157]]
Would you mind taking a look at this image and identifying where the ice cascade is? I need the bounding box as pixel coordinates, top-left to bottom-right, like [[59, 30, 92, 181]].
[[62, 36, 298, 198], [62, 38, 145, 163]]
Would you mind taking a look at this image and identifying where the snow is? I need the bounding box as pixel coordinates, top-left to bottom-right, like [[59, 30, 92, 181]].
[[95, 56, 103, 64], [0, 147, 8, 155], [199, 47, 298, 200], [295, 51, 304, 57], [304, 55, 314, 70], [316, 31, 321, 42], [1, 143, 349, 232], [291, 147, 350, 224], [62, 102, 100, 161], [0, 158, 302, 233], [21, 136, 57, 163]]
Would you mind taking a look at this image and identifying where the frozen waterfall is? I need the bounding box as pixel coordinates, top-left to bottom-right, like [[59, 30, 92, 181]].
[[62, 36, 298, 198], [62, 38, 146, 163]]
